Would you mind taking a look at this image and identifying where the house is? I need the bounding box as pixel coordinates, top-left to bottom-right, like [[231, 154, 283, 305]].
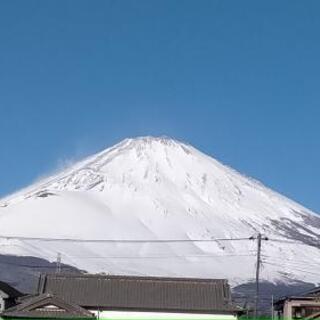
[[0, 281, 24, 312], [274, 287, 320, 319], [0, 293, 94, 319], [2, 274, 243, 319]]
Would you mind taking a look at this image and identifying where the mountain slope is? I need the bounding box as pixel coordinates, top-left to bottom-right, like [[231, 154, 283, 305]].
[[1, 136, 319, 285]]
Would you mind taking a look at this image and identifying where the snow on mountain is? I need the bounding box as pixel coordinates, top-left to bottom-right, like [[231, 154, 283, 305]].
[[0, 136, 320, 285]]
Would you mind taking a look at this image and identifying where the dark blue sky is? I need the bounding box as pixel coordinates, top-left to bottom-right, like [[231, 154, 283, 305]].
[[0, 1, 319, 212]]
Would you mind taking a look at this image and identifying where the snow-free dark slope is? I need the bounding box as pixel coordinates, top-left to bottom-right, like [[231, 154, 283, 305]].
[[1, 137, 320, 285]]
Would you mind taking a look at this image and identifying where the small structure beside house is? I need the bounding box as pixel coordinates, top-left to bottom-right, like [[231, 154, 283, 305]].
[[0, 281, 24, 313], [274, 286, 320, 319], [1, 273, 243, 319]]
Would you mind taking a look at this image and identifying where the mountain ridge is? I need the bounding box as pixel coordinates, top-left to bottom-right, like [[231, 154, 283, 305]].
[[2, 136, 314, 214], [0, 136, 319, 285]]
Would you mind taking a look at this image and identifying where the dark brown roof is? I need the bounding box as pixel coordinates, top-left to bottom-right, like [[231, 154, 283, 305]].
[[302, 287, 320, 297], [0, 281, 23, 298], [1, 293, 94, 319], [38, 274, 241, 314], [274, 287, 320, 308]]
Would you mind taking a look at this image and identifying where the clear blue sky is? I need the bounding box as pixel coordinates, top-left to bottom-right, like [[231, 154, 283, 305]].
[[0, 0, 319, 213]]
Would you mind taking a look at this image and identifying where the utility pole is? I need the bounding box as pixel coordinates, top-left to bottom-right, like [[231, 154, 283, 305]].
[[254, 233, 262, 319], [250, 233, 268, 319], [56, 252, 61, 273]]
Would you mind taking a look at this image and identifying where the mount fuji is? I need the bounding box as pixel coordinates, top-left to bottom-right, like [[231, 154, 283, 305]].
[[1, 136, 320, 287]]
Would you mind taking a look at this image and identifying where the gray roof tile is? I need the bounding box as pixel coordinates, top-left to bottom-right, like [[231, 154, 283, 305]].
[[38, 274, 241, 314]]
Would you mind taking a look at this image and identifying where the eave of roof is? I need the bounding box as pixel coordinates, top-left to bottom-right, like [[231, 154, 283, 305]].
[[1, 294, 94, 319], [0, 281, 24, 298]]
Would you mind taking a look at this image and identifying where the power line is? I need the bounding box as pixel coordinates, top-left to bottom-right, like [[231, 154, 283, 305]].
[[0, 253, 256, 269], [0, 260, 73, 269], [1, 234, 316, 246], [267, 238, 312, 245], [262, 254, 320, 270], [53, 253, 256, 259], [262, 255, 320, 269], [263, 261, 320, 277], [0, 235, 252, 243]]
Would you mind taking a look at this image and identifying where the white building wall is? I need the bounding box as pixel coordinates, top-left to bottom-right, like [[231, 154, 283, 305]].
[[92, 310, 237, 320], [0, 291, 9, 312]]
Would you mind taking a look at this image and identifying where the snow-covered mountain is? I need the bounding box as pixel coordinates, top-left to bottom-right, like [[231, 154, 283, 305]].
[[1, 136, 320, 285]]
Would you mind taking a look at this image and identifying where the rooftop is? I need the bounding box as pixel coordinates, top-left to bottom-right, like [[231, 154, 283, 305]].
[[37, 274, 241, 314]]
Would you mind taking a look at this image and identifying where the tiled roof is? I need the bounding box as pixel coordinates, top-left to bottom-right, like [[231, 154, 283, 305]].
[[1, 293, 94, 319], [38, 274, 241, 314], [0, 281, 23, 298]]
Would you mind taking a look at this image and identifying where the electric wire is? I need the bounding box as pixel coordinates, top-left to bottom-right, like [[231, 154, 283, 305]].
[[263, 261, 320, 277], [0, 235, 253, 243], [45, 253, 257, 260]]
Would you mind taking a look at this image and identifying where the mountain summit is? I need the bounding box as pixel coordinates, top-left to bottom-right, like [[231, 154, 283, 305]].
[[1, 136, 320, 284]]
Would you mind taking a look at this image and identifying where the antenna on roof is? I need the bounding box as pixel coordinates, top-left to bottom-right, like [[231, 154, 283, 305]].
[[56, 252, 62, 273]]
